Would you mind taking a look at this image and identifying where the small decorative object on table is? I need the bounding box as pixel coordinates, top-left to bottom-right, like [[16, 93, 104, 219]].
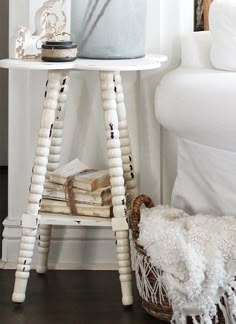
[[41, 39, 78, 62], [131, 195, 235, 323], [14, 0, 71, 59]]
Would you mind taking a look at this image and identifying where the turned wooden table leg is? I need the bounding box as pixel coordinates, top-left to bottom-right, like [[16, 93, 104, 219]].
[[37, 71, 70, 274], [12, 70, 66, 303], [113, 72, 137, 203], [100, 71, 133, 306]]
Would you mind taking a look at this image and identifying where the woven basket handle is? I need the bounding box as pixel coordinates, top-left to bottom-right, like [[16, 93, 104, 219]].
[[131, 194, 154, 241]]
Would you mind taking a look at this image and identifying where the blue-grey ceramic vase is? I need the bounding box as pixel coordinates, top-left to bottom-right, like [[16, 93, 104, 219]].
[[72, 0, 147, 59]]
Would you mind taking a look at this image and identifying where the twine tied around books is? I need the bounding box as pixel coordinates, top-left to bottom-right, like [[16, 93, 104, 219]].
[[64, 169, 97, 215]]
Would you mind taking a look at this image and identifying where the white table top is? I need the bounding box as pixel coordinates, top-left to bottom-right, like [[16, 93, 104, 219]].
[[0, 54, 167, 72]]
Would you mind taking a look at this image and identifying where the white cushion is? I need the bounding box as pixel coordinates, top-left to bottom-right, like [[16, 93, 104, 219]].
[[181, 31, 213, 68], [209, 0, 236, 71]]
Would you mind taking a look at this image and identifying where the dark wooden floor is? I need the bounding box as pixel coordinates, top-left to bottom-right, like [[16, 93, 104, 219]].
[[0, 270, 164, 324], [0, 168, 164, 323]]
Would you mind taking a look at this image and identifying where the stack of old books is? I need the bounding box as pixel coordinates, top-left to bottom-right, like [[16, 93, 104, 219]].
[[40, 159, 112, 219]]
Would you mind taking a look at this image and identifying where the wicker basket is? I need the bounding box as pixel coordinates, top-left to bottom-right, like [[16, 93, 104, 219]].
[[131, 194, 225, 323]]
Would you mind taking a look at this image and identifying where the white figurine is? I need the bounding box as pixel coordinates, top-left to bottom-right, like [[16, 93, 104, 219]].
[[15, 0, 67, 59]]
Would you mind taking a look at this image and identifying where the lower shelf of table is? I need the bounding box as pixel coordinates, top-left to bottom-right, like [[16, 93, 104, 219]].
[[39, 213, 112, 227]]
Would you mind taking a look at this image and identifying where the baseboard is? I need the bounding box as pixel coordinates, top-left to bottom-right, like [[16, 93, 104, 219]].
[[2, 217, 120, 270], [0, 261, 118, 270]]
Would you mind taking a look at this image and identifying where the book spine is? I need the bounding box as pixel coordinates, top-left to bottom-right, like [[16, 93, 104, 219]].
[[40, 204, 111, 218], [43, 190, 102, 202], [73, 180, 92, 191]]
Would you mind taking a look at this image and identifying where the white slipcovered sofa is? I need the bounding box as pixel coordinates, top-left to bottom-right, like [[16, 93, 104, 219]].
[[155, 31, 236, 216]]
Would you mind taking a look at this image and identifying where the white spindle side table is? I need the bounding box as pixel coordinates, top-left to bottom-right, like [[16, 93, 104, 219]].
[[0, 54, 167, 305]]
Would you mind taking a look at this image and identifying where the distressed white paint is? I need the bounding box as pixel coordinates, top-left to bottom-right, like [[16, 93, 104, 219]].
[[37, 71, 69, 274], [113, 72, 137, 201], [12, 71, 65, 303], [3, 0, 194, 273], [100, 71, 133, 305], [2, 57, 166, 303], [2, 221, 117, 270]]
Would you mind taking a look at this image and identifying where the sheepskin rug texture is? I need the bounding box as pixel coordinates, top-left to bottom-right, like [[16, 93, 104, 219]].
[[138, 206, 236, 323]]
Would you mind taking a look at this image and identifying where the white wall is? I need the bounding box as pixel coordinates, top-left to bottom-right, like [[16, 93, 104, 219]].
[[2, 0, 194, 269], [140, 0, 194, 204], [0, 0, 9, 166]]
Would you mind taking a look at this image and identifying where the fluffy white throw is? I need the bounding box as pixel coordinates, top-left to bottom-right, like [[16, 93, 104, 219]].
[[138, 206, 236, 324]]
